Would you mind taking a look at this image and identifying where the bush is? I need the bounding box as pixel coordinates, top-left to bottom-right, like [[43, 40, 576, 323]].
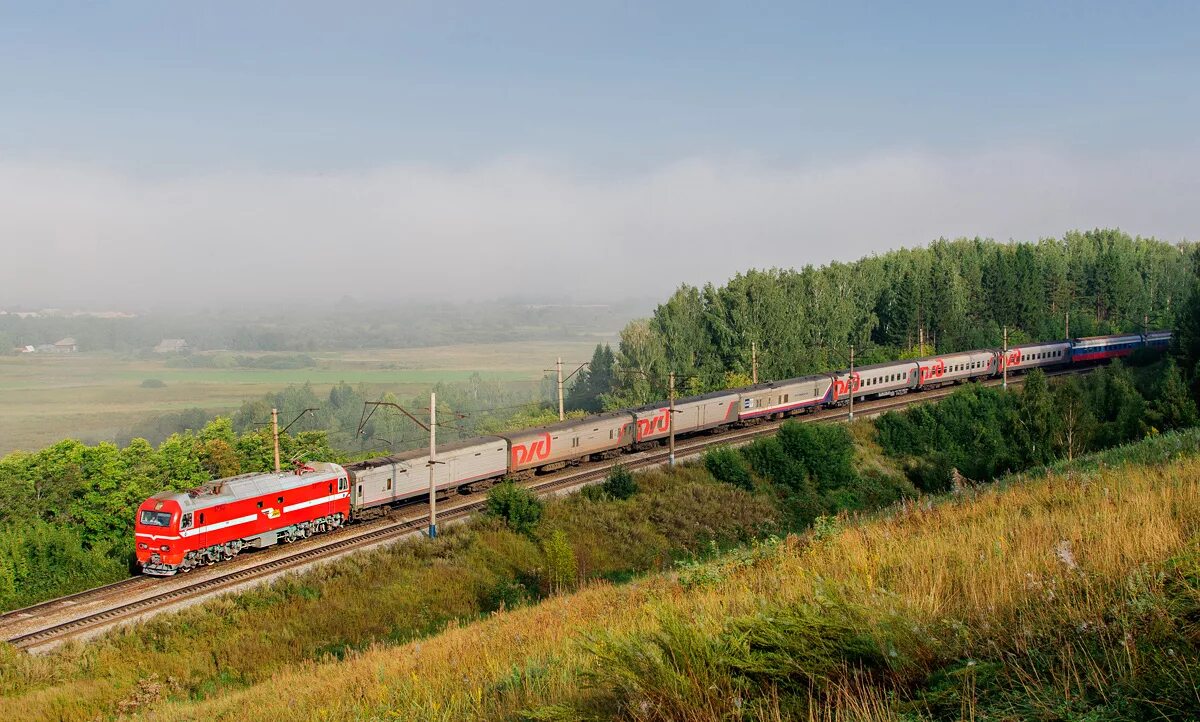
[[140, 378, 166, 388], [601, 464, 638, 500], [703, 446, 753, 490], [484, 481, 544, 535]]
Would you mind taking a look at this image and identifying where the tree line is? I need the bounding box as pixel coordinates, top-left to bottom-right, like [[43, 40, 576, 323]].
[[565, 229, 1199, 410]]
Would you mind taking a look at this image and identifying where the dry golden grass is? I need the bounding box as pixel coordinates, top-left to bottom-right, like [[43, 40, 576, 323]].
[[128, 451, 1200, 721]]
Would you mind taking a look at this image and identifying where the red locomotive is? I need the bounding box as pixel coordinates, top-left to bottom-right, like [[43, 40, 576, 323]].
[[134, 462, 350, 575]]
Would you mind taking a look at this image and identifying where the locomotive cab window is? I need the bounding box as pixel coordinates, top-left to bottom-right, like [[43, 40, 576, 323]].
[[199, 513, 205, 525], [256, 501, 263, 509], [180, 512, 193, 531], [139, 510, 172, 527], [338, 477, 348, 492], [277, 496, 284, 504]]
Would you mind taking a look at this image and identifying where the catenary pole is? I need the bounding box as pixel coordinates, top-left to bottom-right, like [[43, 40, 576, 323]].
[[668, 372, 676, 468], [271, 408, 281, 473], [751, 341, 758, 384], [1002, 326, 1008, 390], [848, 346, 855, 422], [428, 391, 437, 538], [557, 357, 564, 421]]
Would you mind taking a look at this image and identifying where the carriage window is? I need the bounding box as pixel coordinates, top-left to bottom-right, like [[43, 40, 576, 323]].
[[358, 485, 363, 498], [386, 478, 392, 491], [139, 510, 172, 527], [784, 394, 789, 403], [179, 512, 193, 531]]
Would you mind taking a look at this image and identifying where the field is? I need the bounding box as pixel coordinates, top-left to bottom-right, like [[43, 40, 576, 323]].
[[0, 340, 609, 454]]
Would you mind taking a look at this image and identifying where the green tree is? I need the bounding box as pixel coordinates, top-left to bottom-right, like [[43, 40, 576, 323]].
[[1053, 378, 1095, 462], [1014, 370, 1059, 465], [1148, 360, 1199, 432], [485, 482, 544, 535], [565, 344, 616, 413], [703, 446, 753, 491], [601, 464, 638, 500]]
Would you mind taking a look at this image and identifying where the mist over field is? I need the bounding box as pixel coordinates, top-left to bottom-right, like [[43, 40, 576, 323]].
[[2, 145, 1197, 310]]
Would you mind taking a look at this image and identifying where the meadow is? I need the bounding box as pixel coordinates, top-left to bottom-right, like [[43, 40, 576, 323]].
[[131, 428, 1200, 721], [0, 340, 606, 454]]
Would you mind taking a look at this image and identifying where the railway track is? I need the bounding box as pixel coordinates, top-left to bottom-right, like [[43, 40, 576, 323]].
[[2, 367, 1084, 651]]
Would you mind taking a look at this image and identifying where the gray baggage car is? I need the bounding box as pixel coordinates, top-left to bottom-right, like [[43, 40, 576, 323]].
[[631, 389, 740, 443], [344, 437, 508, 510], [738, 374, 834, 421], [500, 411, 635, 473]]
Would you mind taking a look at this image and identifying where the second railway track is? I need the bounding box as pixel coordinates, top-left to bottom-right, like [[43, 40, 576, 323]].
[[3, 368, 1083, 652]]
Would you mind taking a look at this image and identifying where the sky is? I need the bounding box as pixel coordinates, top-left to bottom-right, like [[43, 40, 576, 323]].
[[1, 1, 1197, 309]]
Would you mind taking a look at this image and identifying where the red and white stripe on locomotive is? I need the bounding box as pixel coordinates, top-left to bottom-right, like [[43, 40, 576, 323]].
[[134, 462, 350, 575]]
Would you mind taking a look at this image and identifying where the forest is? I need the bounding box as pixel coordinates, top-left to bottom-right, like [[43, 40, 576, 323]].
[[1, 228, 1198, 611], [571, 229, 1199, 408]]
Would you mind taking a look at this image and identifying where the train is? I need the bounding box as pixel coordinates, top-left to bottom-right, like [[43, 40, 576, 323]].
[[135, 330, 1171, 575]]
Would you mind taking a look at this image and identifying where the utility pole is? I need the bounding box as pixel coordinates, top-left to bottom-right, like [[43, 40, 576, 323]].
[[428, 391, 437, 538], [556, 357, 564, 421], [271, 408, 281, 473], [1002, 326, 1008, 390], [848, 345, 855, 422], [668, 371, 676, 468], [751, 341, 758, 384]]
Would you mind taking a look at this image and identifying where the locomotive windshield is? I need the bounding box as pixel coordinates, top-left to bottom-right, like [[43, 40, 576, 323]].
[[139, 510, 173, 527]]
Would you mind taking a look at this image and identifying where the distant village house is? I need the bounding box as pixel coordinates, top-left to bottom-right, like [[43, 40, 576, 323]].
[[154, 339, 189, 353], [51, 337, 78, 353]]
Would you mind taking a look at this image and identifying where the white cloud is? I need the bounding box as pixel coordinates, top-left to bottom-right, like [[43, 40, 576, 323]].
[[0, 146, 1195, 309]]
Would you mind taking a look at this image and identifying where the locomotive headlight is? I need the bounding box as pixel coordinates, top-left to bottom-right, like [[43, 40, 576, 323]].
[[160, 544, 171, 552], [138, 542, 148, 550]]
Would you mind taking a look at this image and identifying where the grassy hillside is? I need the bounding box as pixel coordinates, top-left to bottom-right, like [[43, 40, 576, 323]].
[[109, 428, 1200, 721]]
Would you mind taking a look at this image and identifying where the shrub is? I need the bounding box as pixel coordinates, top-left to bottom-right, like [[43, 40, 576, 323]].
[[140, 378, 166, 388], [703, 446, 753, 490], [484, 481, 544, 535], [540, 530, 577, 594], [601, 464, 638, 500]]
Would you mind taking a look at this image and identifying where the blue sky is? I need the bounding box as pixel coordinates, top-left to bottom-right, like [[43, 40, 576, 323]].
[[4, 2, 1196, 170], [0, 2, 1197, 306]]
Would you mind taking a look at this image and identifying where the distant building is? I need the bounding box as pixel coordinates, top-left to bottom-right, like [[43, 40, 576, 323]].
[[154, 338, 189, 353], [52, 337, 78, 353], [15, 345, 36, 353]]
